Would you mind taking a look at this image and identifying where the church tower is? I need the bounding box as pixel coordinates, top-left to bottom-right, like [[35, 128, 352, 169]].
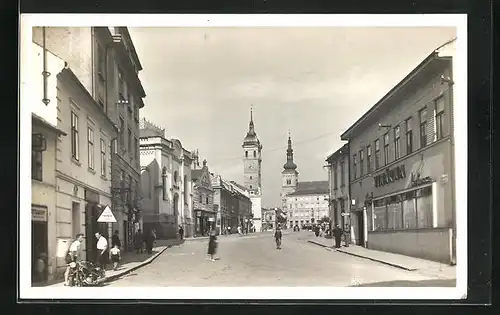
[[281, 132, 299, 208], [242, 106, 262, 195]]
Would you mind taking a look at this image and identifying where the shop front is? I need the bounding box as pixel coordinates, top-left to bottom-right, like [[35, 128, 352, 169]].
[[194, 210, 216, 237], [31, 205, 48, 284]]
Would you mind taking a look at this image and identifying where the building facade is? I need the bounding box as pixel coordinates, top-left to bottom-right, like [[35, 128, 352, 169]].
[[192, 160, 215, 236], [241, 108, 263, 231], [325, 143, 352, 239], [31, 26, 146, 253], [285, 182, 329, 229], [340, 39, 456, 264], [139, 119, 194, 239]]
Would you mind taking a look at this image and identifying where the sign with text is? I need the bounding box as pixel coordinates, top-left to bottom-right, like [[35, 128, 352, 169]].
[[97, 205, 117, 223], [32, 207, 47, 222], [374, 165, 406, 188]]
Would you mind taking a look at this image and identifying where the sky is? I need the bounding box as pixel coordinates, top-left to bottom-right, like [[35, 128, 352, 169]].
[[128, 26, 456, 207]]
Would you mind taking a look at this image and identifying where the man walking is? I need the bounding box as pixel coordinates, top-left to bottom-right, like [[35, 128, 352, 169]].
[[274, 224, 283, 250], [178, 225, 184, 240], [95, 232, 108, 270], [332, 224, 344, 249]]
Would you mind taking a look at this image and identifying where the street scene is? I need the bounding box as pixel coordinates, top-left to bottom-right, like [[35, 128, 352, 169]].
[[24, 20, 461, 291]]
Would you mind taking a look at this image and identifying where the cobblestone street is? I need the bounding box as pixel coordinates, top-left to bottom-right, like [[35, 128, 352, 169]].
[[106, 231, 455, 287]]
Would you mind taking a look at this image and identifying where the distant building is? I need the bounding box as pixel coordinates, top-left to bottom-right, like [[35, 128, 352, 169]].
[[139, 118, 194, 239], [241, 108, 263, 232], [340, 38, 457, 264], [191, 159, 215, 237], [285, 182, 329, 229]]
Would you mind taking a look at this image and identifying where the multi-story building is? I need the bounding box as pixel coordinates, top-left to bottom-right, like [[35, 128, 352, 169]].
[[228, 181, 254, 232], [325, 143, 351, 236], [139, 119, 194, 239], [31, 27, 146, 253], [241, 108, 263, 232], [340, 38, 457, 264], [285, 182, 329, 229], [29, 29, 117, 281], [192, 159, 215, 237]]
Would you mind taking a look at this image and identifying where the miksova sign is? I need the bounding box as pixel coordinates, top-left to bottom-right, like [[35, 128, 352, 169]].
[[374, 165, 406, 188]]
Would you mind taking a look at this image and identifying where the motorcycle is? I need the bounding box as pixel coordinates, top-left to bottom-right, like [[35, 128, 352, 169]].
[[67, 261, 106, 286]]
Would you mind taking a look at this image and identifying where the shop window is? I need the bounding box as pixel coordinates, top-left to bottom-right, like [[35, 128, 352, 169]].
[[419, 107, 428, 148], [373, 199, 386, 231], [416, 186, 433, 228], [359, 149, 364, 176], [374, 139, 380, 169], [366, 145, 372, 173], [394, 125, 401, 160], [383, 133, 390, 165], [403, 198, 417, 229], [387, 195, 403, 230], [435, 97, 445, 140], [406, 118, 413, 154]]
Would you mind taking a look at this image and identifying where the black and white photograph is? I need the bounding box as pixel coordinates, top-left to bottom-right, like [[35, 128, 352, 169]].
[[20, 14, 467, 300]]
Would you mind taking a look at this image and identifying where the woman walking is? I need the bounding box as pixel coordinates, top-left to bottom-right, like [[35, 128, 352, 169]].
[[207, 230, 218, 261]]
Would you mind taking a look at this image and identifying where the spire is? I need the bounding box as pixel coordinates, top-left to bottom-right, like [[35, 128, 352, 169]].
[[283, 131, 297, 170], [248, 105, 255, 135], [243, 105, 259, 146]]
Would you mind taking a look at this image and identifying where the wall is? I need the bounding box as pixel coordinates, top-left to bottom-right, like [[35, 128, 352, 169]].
[[368, 228, 453, 264]]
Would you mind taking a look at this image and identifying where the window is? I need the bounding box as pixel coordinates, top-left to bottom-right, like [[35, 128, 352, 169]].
[[162, 167, 168, 200], [333, 167, 338, 189], [119, 117, 125, 150], [435, 97, 445, 140], [340, 160, 345, 186], [128, 93, 133, 115], [128, 175, 133, 204], [135, 137, 139, 161], [200, 194, 203, 203], [374, 139, 380, 169], [359, 149, 364, 176], [206, 196, 209, 204], [352, 154, 357, 179], [253, 151, 256, 158], [250, 185, 253, 189], [134, 106, 139, 122], [419, 107, 428, 147], [118, 69, 125, 100], [97, 44, 105, 80], [87, 128, 94, 170], [383, 133, 390, 165], [128, 129, 132, 155], [394, 125, 401, 160], [245, 151, 248, 158], [250, 176, 252, 180], [406, 118, 413, 154], [32, 141, 43, 181], [100, 139, 106, 177], [366, 145, 372, 173], [71, 112, 79, 160], [286, 179, 291, 185]]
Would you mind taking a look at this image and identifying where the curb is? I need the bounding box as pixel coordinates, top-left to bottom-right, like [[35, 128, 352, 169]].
[[97, 245, 170, 284], [307, 240, 417, 271]]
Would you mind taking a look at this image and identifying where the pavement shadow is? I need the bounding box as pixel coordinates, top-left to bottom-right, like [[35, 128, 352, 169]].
[[351, 278, 456, 287]]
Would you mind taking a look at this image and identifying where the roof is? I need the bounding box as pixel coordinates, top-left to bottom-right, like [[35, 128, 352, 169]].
[[288, 181, 329, 196], [229, 181, 248, 192], [326, 143, 349, 163], [32, 113, 67, 136], [341, 38, 456, 141]]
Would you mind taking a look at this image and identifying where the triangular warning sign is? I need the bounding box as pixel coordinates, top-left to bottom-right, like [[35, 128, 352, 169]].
[[97, 205, 117, 223]]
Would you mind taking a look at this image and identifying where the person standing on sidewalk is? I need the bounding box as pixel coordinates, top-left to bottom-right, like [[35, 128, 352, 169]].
[[145, 229, 156, 254], [274, 225, 283, 250], [112, 230, 121, 249], [332, 224, 344, 249], [64, 233, 84, 286], [178, 225, 184, 240], [95, 232, 108, 270], [134, 229, 144, 254], [207, 230, 218, 261]]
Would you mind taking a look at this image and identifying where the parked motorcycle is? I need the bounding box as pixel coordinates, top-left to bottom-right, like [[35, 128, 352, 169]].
[[67, 261, 105, 286]]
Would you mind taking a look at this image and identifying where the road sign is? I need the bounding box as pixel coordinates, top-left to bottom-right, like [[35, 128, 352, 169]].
[[97, 205, 117, 223], [341, 213, 350, 216]]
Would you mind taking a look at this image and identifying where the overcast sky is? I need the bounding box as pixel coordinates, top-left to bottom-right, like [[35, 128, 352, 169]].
[[128, 27, 456, 207]]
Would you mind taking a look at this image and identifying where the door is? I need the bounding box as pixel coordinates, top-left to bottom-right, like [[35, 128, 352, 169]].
[[32, 221, 48, 283], [357, 212, 365, 246]]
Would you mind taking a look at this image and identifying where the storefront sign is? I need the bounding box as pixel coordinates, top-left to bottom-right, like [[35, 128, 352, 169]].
[[374, 165, 406, 187], [32, 208, 47, 222]]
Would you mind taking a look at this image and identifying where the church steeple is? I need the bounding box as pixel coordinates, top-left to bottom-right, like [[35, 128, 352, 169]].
[[283, 131, 297, 170], [243, 105, 260, 146]]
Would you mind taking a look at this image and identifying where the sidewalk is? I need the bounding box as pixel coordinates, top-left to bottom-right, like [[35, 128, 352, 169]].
[[42, 239, 182, 287], [307, 236, 456, 280]]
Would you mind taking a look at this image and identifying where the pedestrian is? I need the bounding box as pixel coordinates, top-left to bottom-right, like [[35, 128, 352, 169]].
[[112, 230, 121, 248], [109, 244, 121, 271], [237, 225, 242, 236], [145, 229, 155, 254], [207, 230, 218, 261], [134, 229, 144, 254], [64, 233, 83, 286], [35, 252, 47, 283], [178, 225, 184, 240], [315, 225, 320, 237], [333, 224, 344, 248], [95, 232, 108, 270], [274, 224, 283, 250]]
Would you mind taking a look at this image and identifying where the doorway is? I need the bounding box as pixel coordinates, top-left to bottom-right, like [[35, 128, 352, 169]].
[[357, 211, 365, 246], [32, 220, 48, 283]]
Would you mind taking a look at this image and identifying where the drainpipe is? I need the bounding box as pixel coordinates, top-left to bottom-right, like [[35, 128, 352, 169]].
[[41, 27, 51, 105]]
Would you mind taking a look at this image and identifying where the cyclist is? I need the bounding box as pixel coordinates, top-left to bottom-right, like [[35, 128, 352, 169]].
[[274, 224, 283, 250]]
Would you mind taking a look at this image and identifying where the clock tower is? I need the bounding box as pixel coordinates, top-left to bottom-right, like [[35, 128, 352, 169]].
[[242, 107, 262, 194], [281, 132, 299, 209]]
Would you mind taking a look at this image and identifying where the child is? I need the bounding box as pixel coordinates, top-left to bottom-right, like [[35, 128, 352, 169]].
[[109, 244, 121, 271]]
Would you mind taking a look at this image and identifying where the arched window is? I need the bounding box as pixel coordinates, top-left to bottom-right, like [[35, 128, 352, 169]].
[[184, 175, 188, 202], [141, 168, 151, 198], [245, 151, 248, 158], [174, 170, 178, 183], [162, 167, 168, 200]]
